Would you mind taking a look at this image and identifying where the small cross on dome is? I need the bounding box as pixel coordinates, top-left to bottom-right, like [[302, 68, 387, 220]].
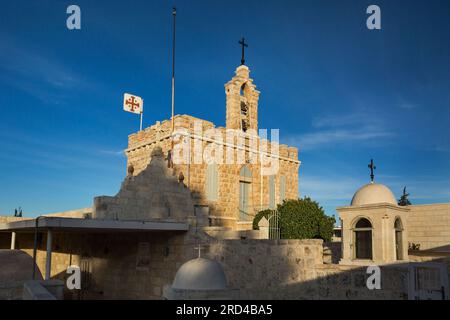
[[368, 159, 376, 183]]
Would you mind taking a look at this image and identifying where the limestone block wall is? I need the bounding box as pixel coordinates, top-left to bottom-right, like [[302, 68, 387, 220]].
[[10, 229, 209, 300], [0, 232, 426, 300], [407, 203, 450, 251], [43, 208, 92, 218], [125, 115, 300, 229], [93, 147, 194, 221], [225, 65, 259, 132], [206, 239, 409, 300], [409, 252, 450, 288], [0, 250, 43, 300], [0, 216, 31, 224], [1, 234, 330, 300], [309, 264, 409, 300], [207, 239, 323, 299], [202, 227, 267, 240]]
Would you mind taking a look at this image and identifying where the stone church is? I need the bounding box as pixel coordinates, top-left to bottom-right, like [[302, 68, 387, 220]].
[[123, 64, 300, 230]]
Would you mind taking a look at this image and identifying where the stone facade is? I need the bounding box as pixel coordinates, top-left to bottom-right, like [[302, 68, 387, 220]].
[[3, 233, 421, 300], [125, 65, 300, 230], [337, 186, 450, 267], [338, 203, 409, 266], [407, 203, 450, 251], [225, 65, 259, 132], [93, 146, 194, 221], [0, 250, 43, 300]]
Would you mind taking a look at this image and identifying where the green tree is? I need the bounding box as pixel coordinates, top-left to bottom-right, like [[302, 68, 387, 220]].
[[278, 197, 335, 241]]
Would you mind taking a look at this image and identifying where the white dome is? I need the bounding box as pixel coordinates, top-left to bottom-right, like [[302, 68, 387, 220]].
[[351, 183, 397, 206], [172, 258, 227, 291]]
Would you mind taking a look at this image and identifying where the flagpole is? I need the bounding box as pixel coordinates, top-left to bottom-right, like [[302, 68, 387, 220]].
[[140, 98, 144, 131], [171, 7, 176, 137]]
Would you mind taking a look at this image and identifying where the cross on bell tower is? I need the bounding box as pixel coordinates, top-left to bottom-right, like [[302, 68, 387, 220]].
[[368, 159, 376, 183], [225, 39, 260, 132], [239, 37, 248, 65]]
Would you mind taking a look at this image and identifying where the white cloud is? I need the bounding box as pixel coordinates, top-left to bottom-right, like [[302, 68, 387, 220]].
[[284, 112, 394, 151], [312, 113, 368, 128], [430, 145, 450, 152], [397, 96, 419, 110], [0, 34, 103, 105], [0, 40, 80, 89], [98, 149, 125, 157], [398, 102, 417, 110], [287, 128, 393, 151], [299, 175, 361, 201]]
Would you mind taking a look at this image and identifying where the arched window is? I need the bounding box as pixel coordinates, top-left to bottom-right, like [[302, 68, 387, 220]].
[[239, 83, 249, 132], [240, 83, 246, 96], [239, 166, 252, 220], [205, 163, 218, 201], [395, 218, 403, 260], [354, 218, 373, 260]]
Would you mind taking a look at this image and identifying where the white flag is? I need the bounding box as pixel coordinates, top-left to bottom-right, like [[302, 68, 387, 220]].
[[123, 93, 143, 114]]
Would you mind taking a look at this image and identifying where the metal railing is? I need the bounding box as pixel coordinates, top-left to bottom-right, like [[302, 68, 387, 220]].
[[267, 210, 280, 239]]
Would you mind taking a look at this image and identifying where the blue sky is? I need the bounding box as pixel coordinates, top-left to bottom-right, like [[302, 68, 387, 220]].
[[0, 0, 449, 218]]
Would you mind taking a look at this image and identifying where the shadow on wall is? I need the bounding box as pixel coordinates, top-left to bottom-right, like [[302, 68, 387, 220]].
[[411, 244, 450, 252], [206, 239, 450, 300], [0, 250, 43, 300], [3, 231, 450, 300], [323, 242, 342, 264], [8, 229, 208, 300]]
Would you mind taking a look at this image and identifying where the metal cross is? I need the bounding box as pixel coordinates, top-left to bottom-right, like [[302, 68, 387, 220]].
[[239, 37, 248, 65], [368, 159, 376, 182], [194, 245, 203, 258]]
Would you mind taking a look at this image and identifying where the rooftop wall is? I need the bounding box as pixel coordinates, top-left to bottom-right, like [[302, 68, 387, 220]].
[[407, 203, 450, 251]]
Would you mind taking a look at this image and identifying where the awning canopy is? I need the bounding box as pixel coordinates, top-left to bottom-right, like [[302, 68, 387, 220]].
[[0, 216, 189, 233]]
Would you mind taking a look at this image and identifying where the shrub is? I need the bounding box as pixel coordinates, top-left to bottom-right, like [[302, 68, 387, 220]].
[[278, 198, 335, 241], [252, 209, 273, 230]]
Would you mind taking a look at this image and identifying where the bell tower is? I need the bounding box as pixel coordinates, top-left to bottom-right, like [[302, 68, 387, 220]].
[[225, 65, 260, 132]]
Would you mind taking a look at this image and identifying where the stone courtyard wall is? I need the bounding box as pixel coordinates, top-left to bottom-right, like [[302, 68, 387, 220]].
[[7, 232, 320, 300], [9, 229, 205, 300], [206, 239, 409, 300], [407, 203, 450, 251], [207, 239, 323, 299], [0, 230, 426, 300]]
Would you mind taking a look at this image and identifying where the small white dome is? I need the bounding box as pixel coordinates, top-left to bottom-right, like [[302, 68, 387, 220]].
[[172, 258, 227, 291], [351, 183, 397, 206]]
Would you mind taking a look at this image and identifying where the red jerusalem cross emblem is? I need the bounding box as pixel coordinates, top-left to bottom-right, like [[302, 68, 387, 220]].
[[123, 93, 143, 114], [126, 96, 139, 112]]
